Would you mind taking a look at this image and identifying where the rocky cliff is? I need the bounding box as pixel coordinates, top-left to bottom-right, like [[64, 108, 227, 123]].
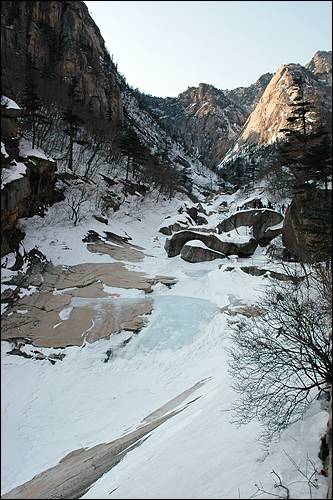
[[141, 74, 272, 169], [219, 51, 332, 171], [305, 50, 332, 84], [2, 2, 217, 197], [233, 62, 331, 147], [1, 101, 60, 256], [282, 188, 332, 263], [1, 0, 123, 128]]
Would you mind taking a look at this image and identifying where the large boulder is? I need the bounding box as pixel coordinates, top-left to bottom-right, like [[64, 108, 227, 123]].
[[216, 209, 283, 246], [180, 241, 226, 263], [165, 230, 257, 258], [282, 188, 332, 262], [185, 206, 208, 225], [159, 222, 188, 236]]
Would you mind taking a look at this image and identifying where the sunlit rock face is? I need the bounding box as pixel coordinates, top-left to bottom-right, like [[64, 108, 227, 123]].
[[236, 62, 332, 147], [141, 74, 272, 169], [218, 53, 332, 173]]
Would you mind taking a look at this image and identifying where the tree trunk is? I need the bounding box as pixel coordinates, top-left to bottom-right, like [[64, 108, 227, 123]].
[[68, 133, 73, 171]]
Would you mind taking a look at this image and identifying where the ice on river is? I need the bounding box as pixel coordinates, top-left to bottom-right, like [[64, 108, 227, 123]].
[[124, 295, 219, 354]]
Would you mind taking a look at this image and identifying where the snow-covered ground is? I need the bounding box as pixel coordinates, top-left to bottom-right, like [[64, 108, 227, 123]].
[[1, 188, 328, 499], [1, 161, 27, 190], [1, 95, 21, 110]]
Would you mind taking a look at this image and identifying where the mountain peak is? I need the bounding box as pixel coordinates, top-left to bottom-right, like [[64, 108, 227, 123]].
[[305, 50, 332, 84]]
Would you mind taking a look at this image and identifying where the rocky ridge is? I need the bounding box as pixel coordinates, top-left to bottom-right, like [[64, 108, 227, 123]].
[[141, 73, 272, 169], [219, 51, 332, 172]]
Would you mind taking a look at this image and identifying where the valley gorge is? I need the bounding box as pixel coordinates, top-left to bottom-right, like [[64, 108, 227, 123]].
[[1, 1, 332, 499]]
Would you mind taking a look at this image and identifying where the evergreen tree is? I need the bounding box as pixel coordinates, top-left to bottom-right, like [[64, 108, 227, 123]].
[[62, 76, 83, 171], [62, 109, 83, 171], [179, 163, 193, 193], [118, 126, 148, 187], [279, 76, 315, 187], [281, 76, 313, 138], [303, 131, 332, 192], [21, 55, 42, 149]]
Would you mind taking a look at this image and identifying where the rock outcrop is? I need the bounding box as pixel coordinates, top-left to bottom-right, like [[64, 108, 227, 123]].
[[1, 97, 60, 256], [219, 54, 332, 174], [1, 1, 123, 127], [216, 209, 283, 246], [165, 230, 257, 258], [305, 50, 332, 85], [233, 62, 331, 148], [180, 242, 226, 263], [141, 75, 272, 169], [159, 222, 188, 236], [1, 155, 58, 256], [1, 97, 22, 138], [282, 188, 332, 262]]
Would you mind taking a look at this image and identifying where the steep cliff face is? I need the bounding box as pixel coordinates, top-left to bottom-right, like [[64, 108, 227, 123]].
[[237, 63, 331, 147], [3, 1, 216, 191], [121, 88, 215, 195], [141, 74, 272, 169], [224, 73, 273, 114], [219, 52, 332, 170], [219, 52, 332, 183], [1, 0, 123, 127]]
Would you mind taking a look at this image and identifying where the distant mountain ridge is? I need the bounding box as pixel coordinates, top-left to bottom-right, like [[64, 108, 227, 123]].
[[219, 51, 332, 171], [141, 73, 272, 169], [142, 51, 331, 172], [1, 0, 331, 187]]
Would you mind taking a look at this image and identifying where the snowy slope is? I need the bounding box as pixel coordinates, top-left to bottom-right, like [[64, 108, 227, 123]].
[[121, 87, 219, 195], [1, 186, 328, 499]]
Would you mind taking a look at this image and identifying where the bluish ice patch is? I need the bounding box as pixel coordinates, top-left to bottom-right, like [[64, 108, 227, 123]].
[[130, 295, 218, 353]]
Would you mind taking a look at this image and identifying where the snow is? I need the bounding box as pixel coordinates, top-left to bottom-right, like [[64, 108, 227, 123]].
[[1, 142, 9, 158], [1, 187, 328, 499], [18, 286, 38, 299], [102, 285, 145, 298], [58, 306, 73, 321], [265, 220, 284, 232], [83, 396, 327, 500], [218, 226, 253, 244], [158, 213, 190, 230], [1, 95, 21, 110], [195, 101, 209, 115], [1, 161, 27, 190], [19, 139, 54, 162], [184, 239, 210, 249]]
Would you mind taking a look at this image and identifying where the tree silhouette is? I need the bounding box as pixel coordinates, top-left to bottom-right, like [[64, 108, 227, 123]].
[[279, 76, 315, 187], [62, 76, 83, 171], [21, 55, 42, 149]]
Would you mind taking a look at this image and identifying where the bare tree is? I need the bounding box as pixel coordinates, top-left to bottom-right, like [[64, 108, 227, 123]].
[[227, 264, 332, 442], [249, 452, 320, 499], [65, 182, 90, 225]]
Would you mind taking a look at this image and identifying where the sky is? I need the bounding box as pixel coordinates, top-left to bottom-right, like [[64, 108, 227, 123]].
[[84, 1, 332, 98]]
